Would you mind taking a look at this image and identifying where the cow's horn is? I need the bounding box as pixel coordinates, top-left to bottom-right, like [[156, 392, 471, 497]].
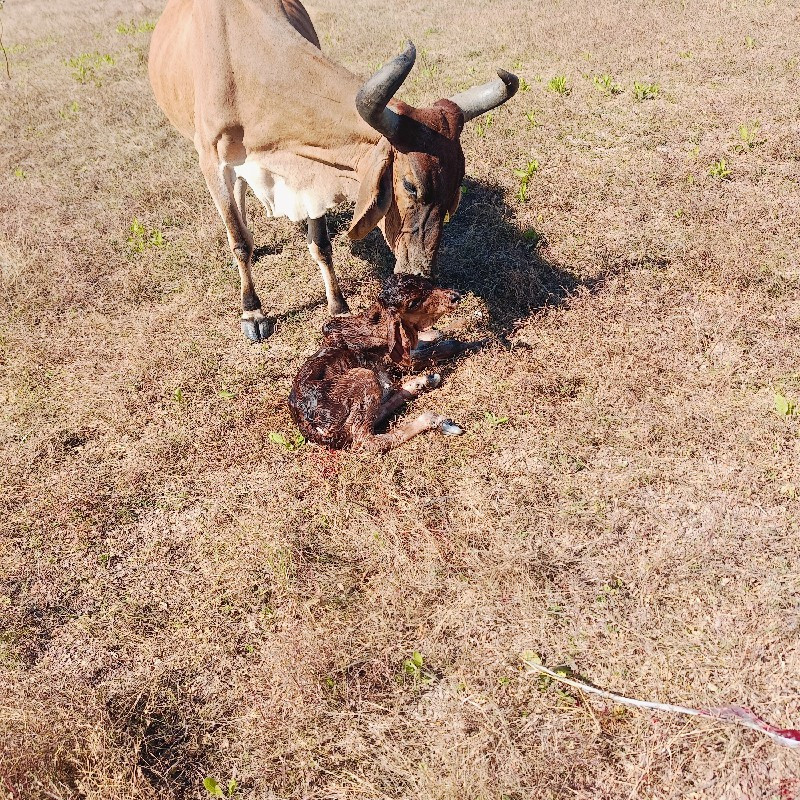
[[448, 69, 519, 123], [356, 41, 417, 139]]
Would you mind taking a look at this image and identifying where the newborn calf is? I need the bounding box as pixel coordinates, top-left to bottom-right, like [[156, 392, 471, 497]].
[[289, 275, 471, 452]]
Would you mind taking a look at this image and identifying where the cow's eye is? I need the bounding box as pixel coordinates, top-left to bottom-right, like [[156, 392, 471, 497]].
[[402, 177, 418, 197], [408, 297, 422, 310]]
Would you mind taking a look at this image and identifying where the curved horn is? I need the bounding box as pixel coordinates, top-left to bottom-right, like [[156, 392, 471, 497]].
[[355, 41, 417, 139], [448, 69, 519, 123]]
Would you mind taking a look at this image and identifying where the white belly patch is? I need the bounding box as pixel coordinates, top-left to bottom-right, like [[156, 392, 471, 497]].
[[233, 153, 357, 222]]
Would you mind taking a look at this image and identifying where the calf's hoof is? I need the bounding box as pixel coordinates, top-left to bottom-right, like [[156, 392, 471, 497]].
[[417, 328, 443, 344], [402, 373, 442, 394], [241, 311, 273, 342], [424, 373, 442, 390], [438, 418, 464, 436]]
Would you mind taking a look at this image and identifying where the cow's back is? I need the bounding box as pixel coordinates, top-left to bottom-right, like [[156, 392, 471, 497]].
[[149, 0, 325, 142]]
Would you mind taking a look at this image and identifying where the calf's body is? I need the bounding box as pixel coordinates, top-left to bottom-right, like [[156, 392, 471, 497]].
[[289, 276, 470, 452]]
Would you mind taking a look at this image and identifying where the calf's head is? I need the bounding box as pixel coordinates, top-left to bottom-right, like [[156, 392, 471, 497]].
[[348, 43, 518, 276], [378, 273, 461, 366], [320, 274, 459, 364]]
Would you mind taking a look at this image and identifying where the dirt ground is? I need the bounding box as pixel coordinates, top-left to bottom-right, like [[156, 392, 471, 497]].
[[2, 0, 800, 797]]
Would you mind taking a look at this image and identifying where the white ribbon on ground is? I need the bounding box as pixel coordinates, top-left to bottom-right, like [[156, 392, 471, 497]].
[[522, 658, 800, 749]]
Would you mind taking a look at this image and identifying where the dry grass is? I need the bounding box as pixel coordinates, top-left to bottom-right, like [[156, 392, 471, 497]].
[[2, 0, 800, 797]]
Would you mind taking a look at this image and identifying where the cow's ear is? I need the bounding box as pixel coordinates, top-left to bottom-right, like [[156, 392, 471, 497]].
[[348, 138, 393, 240]]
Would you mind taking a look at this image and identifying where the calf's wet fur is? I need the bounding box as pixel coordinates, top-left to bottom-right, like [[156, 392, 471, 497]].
[[289, 275, 473, 452]]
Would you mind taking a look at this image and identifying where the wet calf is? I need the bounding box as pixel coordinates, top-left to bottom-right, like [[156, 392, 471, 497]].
[[289, 275, 476, 452]]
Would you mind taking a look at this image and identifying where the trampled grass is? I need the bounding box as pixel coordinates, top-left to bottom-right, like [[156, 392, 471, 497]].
[[1, 0, 800, 798]]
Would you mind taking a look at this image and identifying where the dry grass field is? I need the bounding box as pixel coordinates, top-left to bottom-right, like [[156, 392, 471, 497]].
[[2, 0, 800, 797]]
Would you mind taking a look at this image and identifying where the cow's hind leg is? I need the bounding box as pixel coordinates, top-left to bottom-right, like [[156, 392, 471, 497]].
[[198, 142, 271, 342], [307, 216, 350, 316], [234, 176, 247, 229]]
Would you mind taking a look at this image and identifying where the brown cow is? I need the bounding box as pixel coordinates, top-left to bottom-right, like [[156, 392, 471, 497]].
[[149, 0, 518, 341]]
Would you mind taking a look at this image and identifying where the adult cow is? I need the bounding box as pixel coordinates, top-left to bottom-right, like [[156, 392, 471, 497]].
[[149, 0, 518, 341]]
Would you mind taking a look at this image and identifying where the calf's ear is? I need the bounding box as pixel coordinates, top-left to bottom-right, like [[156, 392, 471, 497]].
[[386, 314, 416, 368], [348, 138, 393, 240]]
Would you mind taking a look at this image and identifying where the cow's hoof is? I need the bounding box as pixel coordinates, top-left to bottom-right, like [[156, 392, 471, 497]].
[[241, 312, 273, 342], [438, 419, 464, 436]]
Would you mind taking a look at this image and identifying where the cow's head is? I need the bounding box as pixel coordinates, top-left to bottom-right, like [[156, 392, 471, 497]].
[[347, 43, 518, 276]]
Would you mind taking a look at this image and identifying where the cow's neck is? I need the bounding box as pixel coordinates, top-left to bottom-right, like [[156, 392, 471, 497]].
[[280, 70, 394, 187]]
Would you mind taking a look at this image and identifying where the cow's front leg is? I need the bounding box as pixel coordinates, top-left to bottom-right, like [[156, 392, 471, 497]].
[[307, 216, 350, 316], [198, 148, 271, 342]]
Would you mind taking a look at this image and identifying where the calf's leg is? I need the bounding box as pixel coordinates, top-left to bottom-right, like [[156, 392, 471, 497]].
[[358, 410, 463, 453], [374, 373, 441, 426], [411, 337, 487, 367]]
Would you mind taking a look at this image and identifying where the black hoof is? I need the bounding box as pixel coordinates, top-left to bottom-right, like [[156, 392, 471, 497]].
[[241, 316, 273, 342]]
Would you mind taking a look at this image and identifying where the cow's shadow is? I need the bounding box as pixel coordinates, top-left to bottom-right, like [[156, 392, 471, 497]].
[[335, 177, 592, 338]]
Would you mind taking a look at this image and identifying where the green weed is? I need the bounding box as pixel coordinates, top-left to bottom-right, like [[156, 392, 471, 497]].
[[547, 75, 570, 96], [744, 35, 758, 49], [203, 777, 238, 799], [59, 100, 80, 119], [66, 52, 114, 85], [475, 112, 494, 137], [400, 651, 433, 686], [592, 73, 623, 95], [268, 431, 306, 451], [484, 411, 509, 426], [708, 158, 731, 180], [774, 392, 798, 417], [633, 81, 659, 100], [734, 121, 762, 152], [418, 47, 438, 79], [520, 650, 571, 692], [127, 217, 165, 252], [116, 19, 156, 34], [522, 228, 541, 245], [524, 109, 538, 127], [12, 166, 26, 178], [513, 159, 539, 202]]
